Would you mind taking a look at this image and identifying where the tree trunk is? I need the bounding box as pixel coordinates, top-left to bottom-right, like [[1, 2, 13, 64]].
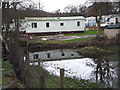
[[13, 2, 20, 41], [96, 21, 101, 39], [5, 23, 9, 41], [95, 2, 102, 40]]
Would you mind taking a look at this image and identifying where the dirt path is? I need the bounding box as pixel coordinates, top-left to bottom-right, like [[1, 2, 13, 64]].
[[21, 35, 103, 41]]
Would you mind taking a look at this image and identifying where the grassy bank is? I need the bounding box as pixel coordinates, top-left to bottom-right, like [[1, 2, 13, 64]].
[[30, 65, 100, 88], [45, 73, 100, 88], [2, 61, 24, 88]]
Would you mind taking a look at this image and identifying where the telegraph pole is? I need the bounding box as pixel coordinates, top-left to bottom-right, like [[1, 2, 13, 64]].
[[39, 0, 40, 10]]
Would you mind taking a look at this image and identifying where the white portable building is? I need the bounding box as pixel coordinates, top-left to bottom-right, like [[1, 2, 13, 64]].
[[25, 16, 85, 35]]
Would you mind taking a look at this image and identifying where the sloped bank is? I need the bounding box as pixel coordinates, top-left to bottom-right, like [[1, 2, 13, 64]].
[[24, 38, 119, 52]]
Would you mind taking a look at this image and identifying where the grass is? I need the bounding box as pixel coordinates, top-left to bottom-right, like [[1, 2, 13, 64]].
[[45, 70, 100, 88], [30, 65, 100, 88], [35, 37, 95, 44], [62, 37, 95, 43], [64, 30, 104, 36], [2, 61, 24, 88]]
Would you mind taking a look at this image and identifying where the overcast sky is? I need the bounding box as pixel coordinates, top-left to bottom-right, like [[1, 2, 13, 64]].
[[33, 0, 87, 12]]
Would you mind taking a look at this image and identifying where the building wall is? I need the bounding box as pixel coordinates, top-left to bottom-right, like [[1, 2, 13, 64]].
[[104, 29, 120, 39], [29, 49, 82, 61], [26, 20, 85, 33]]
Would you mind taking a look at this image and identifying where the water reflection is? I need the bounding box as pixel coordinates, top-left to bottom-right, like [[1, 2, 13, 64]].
[[30, 57, 118, 88], [29, 49, 83, 61], [93, 58, 118, 88]]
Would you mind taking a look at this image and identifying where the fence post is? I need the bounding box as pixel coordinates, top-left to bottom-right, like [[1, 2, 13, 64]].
[[60, 68, 64, 88], [40, 76, 45, 88]]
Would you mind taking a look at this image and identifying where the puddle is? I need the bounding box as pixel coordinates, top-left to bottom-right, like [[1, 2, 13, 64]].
[[29, 49, 118, 88]]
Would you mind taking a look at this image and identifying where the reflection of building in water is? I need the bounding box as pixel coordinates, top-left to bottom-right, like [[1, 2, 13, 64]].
[[29, 49, 82, 61]]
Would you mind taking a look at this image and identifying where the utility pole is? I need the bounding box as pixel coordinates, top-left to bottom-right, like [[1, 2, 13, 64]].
[[38, 0, 40, 10]]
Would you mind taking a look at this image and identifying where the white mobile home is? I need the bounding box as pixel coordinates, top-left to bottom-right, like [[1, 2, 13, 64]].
[[85, 14, 120, 28], [25, 16, 85, 35]]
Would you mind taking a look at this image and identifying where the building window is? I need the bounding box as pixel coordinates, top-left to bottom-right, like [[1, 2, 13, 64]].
[[47, 53, 50, 58], [32, 23, 37, 28], [61, 53, 65, 56], [77, 22, 80, 26], [107, 18, 110, 22], [46, 22, 49, 27], [33, 54, 38, 59], [60, 23, 64, 26], [71, 54, 74, 56]]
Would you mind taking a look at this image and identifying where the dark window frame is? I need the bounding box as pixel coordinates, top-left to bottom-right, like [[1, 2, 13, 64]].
[[61, 53, 65, 56], [46, 22, 49, 28], [33, 54, 38, 59], [32, 22, 37, 28], [47, 53, 50, 58], [60, 23, 64, 26], [77, 22, 80, 26], [71, 54, 74, 56]]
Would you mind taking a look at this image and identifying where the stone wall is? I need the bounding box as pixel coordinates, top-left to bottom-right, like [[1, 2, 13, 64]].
[[104, 29, 120, 39]]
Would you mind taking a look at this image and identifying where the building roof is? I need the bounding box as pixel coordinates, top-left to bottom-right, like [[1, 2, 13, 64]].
[[25, 16, 85, 21]]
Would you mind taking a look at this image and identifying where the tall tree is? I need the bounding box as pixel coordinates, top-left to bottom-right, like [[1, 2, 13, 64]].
[[86, 0, 119, 39], [63, 5, 78, 13], [94, 1, 102, 39]]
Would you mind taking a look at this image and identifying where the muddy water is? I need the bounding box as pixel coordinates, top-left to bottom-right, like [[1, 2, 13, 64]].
[[30, 49, 118, 88]]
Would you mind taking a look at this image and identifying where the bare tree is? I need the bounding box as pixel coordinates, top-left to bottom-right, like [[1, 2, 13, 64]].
[[63, 5, 78, 13], [86, 0, 119, 39], [53, 9, 61, 13], [78, 4, 87, 16]]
